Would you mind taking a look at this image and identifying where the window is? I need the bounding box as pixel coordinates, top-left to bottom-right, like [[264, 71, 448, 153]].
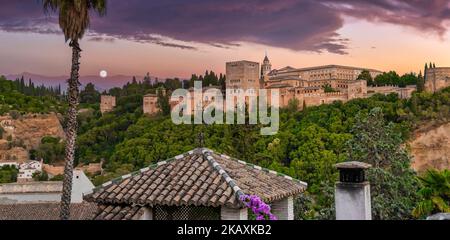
[[154, 206, 220, 220]]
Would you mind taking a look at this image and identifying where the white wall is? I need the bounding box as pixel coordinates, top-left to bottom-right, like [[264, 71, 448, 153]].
[[71, 170, 95, 203], [0, 170, 95, 204]]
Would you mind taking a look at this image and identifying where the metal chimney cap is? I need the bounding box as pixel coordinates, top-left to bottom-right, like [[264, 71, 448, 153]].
[[335, 161, 372, 170]]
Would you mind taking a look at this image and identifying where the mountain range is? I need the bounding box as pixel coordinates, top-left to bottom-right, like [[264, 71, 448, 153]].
[[3, 72, 155, 91]]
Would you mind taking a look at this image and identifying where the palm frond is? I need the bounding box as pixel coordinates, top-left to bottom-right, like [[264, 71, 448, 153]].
[[41, 0, 107, 42]]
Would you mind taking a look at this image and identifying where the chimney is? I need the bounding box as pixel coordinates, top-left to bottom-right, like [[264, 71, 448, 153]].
[[334, 161, 372, 220]]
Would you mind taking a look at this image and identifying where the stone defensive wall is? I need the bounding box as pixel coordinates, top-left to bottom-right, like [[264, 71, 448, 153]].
[[426, 67, 450, 92], [303, 92, 347, 98]]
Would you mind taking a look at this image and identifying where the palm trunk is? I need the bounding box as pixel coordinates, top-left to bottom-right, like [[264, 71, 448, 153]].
[[60, 40, 81, 220]]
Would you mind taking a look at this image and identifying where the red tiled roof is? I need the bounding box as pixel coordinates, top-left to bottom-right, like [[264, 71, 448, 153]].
[[0, 202, 97, 220], [94, 204, 145, 220], [85, 149, 306, 220]]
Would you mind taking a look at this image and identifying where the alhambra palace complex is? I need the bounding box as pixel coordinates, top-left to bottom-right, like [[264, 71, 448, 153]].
[[99, 55, 450, 115]]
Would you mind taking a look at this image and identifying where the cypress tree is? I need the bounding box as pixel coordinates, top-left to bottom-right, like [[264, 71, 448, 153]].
[[417, 71, 425, 92], [20, 76, 25, 93]]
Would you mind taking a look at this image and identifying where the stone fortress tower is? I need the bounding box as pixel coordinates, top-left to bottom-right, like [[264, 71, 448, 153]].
[[226, 61, 261, 92], [425, 64, 450, 93], [100, 95, 116, 114], [143, 88, 166, 115], [143, 94, 159, 115]]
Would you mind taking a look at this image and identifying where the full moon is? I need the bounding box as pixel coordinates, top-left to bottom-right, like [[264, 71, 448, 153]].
[[100, 70, 108, 78]]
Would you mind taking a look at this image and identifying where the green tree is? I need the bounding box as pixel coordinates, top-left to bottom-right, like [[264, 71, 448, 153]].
[[346, 108, 420, 220], [373, 71, 400, 86], [51, 175, 64, 181], [157, 89, 171, 116], [417, 71, 425, 92], [42, 0, 107, 220], [413, 170, 450, 219], [289, 124, 341, 192], [35, 136, 66, 164], [80, 83, 100, 104], [33, 171, 49, 181], [0, 166, 19, 183], [357, 70, 373, 86]]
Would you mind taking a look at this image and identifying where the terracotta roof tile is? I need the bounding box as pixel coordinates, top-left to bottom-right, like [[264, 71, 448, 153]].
[[0, 202, 97, 220], [86, 148, 307, 220]]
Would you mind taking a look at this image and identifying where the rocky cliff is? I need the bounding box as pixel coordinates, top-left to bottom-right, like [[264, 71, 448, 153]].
[[0, 113, 65, 163], [410, 122, 450, 172]]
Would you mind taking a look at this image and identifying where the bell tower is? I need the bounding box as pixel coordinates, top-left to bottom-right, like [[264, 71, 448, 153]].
[[261, 52, 272, 77]]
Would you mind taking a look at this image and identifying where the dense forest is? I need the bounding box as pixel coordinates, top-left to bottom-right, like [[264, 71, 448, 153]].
[[358, 70, 424, 88], [1, 73, 449, 219], [0, 76, 66, 115]]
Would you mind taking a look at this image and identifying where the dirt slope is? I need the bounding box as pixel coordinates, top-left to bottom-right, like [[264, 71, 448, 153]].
[[410, 122, 450, 172]]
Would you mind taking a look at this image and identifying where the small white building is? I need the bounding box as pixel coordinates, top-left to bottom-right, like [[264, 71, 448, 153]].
[[17, 160, 43, 182]]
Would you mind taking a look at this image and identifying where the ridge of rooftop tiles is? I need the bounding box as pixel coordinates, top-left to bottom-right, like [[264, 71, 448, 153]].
[[217, 152, 308, 187], [84, 148, 306, 198], [201, 148, 245, 205], [85, 151, 195, 196]]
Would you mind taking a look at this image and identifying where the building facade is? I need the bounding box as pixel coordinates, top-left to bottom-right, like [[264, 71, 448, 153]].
[[225, 56, 378, 110], [143, 94, 159, 115], [17, 160, 43, 183], [367, 85, 417, 99], [226, 61, 261, 92], [264, 62, 381, 91], [147, 56, 421, 116], [425, 67, 450, 93], [100, 95, 116, 114]]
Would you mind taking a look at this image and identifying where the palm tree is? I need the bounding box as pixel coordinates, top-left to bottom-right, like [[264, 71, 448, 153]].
[[42, 0, 107, 220], [413, 169, 450, 219]]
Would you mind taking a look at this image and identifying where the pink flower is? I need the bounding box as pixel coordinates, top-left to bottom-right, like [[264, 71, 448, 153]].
[[239, 194, 277, 221]]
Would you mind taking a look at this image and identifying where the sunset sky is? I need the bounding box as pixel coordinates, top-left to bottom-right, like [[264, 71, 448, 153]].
[[1, 0, 450, 79]]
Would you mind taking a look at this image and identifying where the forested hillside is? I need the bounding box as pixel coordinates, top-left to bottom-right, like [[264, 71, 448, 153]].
[[0, 76, 66, 115], [74, 78, 449, 219], [78, 87, 450, 173], [1, 74, 448, 219]]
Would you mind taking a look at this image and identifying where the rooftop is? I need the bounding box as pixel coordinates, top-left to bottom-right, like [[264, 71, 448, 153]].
[[85, 148, 307, 220], [226, 60, 259, 65], [272, 65, 382, 74], [0, 202, 97, 220]]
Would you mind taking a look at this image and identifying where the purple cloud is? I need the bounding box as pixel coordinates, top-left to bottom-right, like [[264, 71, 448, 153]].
[[0, 0, 449, 54], [327, 0, 450, 35]]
